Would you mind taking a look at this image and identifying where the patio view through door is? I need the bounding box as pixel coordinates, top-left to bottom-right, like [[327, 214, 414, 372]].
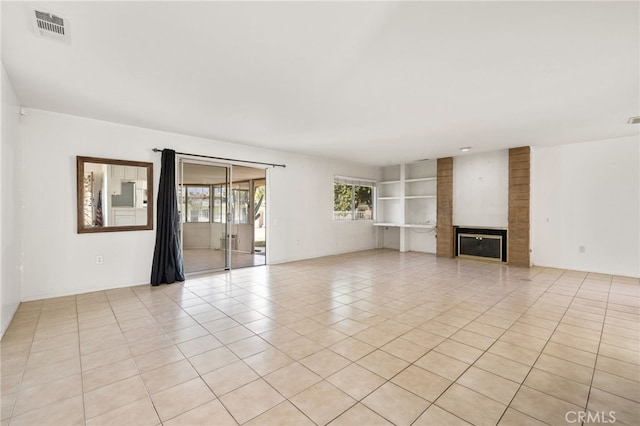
[[179, 159, 266, 274]]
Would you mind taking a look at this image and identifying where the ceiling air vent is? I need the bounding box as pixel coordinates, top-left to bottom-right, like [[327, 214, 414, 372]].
[[33, 9, 69, 43]]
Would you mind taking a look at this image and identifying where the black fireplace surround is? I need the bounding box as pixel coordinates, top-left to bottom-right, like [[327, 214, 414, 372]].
[[455, 227, 507, 262]]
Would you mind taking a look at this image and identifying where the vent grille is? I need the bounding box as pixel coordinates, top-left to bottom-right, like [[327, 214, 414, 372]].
[[33, 9, 68, 42]]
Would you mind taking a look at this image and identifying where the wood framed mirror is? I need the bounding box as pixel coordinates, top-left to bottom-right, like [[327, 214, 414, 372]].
[[77, 156, 153, 233]]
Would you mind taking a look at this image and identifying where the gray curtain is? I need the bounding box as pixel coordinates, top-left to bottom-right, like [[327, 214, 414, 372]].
[[150, 149, 185, 285]]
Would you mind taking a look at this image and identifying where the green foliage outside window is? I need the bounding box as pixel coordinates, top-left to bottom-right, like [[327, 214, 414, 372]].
[[334, 183, 373, 220]]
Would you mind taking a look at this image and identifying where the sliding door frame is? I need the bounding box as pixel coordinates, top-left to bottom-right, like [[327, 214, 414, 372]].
[[176, 154, 269, 273], [178, 156, 232, 272]]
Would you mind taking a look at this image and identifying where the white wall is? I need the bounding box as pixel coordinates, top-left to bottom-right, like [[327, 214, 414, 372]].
[[183, 223, 248, 251], [183, 223, 215, 249], [14, 109, 637, 306], [380, 227, 401, 250], [453, 150, 509, 228], [532, 136, 640, 278], [18, 109, 378, 300], [236, 224, 253, 252], [268, 151, 377, 264], [1, 65, 22, 336], [407, 227, 437, 253]]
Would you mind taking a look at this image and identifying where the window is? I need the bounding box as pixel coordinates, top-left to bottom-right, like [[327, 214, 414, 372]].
[[179, 182, 256, 224], [333, 177, 374, 220], [180, 184, 227, 223], [186, 186, 210, 222], [232, 189, 250, 224], [212, 184, 226, 223]]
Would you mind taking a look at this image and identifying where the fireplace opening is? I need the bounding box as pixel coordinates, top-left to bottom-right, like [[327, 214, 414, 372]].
[[455, 227, 507, 262]]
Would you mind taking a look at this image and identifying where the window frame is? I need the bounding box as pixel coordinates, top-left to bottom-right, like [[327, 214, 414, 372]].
[[232, 188, 250, 225], [211, 184, 227, 223], [180, 183, 253, 225], [182, 185, 211, 223], [333, 176, 376, 221]]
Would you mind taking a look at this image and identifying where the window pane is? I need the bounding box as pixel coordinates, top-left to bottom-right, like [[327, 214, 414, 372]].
[[333, 183, 353, 220], [233, 189, 249, 224], [354, 185, 372, 220], [213, 185, 226, 223], [178, 186, 186, 223], [333, 182, 373, 221], [186, 186, 210, 222]]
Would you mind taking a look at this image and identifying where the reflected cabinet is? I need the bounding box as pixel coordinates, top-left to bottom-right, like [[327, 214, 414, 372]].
[[77, 156, 154, 233]]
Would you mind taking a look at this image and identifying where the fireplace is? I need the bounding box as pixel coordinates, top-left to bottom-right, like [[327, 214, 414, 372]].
[[455, 227, 507, 262]]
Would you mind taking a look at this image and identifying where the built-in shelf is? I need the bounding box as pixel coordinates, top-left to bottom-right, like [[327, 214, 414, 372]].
[[377, 160, 438, 253], [405, 223, 437, 229], [404, 177, 437, 183], [374, 223, 436, 229]]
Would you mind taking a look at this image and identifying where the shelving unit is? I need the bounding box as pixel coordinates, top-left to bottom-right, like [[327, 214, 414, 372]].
[[375, 160, 437, 252], [376, 165, 402, 226]]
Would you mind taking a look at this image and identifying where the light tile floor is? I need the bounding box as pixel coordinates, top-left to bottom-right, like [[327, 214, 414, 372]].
[[1, 249, 639, 425], [183, 249, 265, 274]]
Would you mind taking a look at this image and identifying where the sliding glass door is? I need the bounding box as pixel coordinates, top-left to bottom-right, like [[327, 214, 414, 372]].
[[179, 160, 230, 273], [178, 159, 267, 274], [227, 167, 267, 269]]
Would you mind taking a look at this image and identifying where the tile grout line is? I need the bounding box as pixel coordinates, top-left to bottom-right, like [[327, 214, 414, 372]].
[[325, 265, 555, 425], [129, 286, 173, 425], [330, 264, 502, 424], [75, 295, 88, 425], [494, 272, 610, 425], [3, 254, 637, 426], [135, 284, 228, 425], [583, 275, 612, 420], [148, 280, 301, 426], [367, 264, 563, 424], [5, 300, 42, 422], [421, 268, 561, 425]]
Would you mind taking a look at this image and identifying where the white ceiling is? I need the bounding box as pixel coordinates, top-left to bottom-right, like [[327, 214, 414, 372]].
[[2, 1, 639, 166]]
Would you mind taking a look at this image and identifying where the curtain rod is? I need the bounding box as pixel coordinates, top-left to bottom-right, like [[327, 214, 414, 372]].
[[152, 148, 286, 168]]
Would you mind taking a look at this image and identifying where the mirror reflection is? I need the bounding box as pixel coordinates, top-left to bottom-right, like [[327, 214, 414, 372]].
[[77, 157, 153, 233]]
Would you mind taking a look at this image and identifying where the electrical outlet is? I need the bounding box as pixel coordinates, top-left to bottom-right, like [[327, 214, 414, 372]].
[[578, 246, 586, 254], [96, 255, 104, 264]]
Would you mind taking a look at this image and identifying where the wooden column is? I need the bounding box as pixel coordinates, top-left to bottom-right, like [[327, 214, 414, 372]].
[[436, 157, 454, 257], [508, 146, 531, 267]]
